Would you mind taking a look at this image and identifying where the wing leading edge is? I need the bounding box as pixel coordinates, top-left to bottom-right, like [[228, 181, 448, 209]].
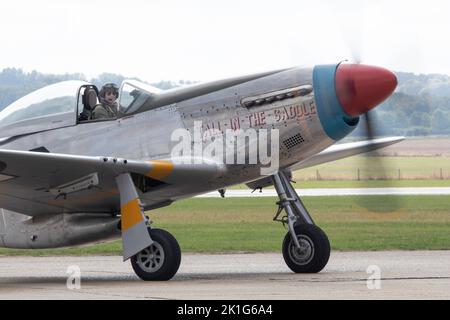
[[0, 149, 222, 216]]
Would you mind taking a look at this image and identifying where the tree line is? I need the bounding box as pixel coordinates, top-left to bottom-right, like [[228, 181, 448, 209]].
[[0, 68, 188, 111]]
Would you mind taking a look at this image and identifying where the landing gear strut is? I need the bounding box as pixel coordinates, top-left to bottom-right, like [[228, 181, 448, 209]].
[[115, 173, 181, 281], [272, 171, 330, 273]]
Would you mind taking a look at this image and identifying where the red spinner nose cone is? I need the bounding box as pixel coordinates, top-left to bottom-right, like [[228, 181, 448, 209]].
[[335, 64, 397, 117]]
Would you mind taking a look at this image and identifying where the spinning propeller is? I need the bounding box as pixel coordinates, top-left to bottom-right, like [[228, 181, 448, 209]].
[[335, 63, 401, 212]]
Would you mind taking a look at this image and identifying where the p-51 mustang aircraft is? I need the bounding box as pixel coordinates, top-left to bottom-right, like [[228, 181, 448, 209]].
[[0, 63, 401, 280]]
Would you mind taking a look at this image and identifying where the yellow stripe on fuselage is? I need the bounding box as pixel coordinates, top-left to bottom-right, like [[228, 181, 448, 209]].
[[146, 160, 174, 180], [121, 198, 144, 232]]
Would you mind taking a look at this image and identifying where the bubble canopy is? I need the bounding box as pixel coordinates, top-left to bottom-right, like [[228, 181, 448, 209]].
[[0, 80, 164, 138], [0, 80, 87, 127]]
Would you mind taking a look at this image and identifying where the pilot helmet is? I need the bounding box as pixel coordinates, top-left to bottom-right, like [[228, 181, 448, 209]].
[[99, 83, 119, 99]]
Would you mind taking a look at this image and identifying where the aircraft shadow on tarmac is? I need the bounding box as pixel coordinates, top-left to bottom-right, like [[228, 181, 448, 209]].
[[0, 272, 322, 285]]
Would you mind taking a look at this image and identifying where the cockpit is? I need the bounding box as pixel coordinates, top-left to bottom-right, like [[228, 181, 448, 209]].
[[77, 80, 161, 121], [0, 79, 161, 138]]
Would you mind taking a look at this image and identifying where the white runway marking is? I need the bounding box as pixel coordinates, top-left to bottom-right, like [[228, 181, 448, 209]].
[[197, 187, 450, 197]]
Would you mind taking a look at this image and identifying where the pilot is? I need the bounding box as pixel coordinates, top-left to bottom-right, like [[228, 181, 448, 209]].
[[91, 83, 119, 120]]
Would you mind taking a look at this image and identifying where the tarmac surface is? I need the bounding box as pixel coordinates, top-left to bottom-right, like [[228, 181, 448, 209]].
[[0, 251, 449, 299], [198, 187, 450, 197]]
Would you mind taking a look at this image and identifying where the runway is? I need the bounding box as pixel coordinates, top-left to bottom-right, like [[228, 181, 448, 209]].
[[0, 251, 449, 299], [198, 187, 450, 197]]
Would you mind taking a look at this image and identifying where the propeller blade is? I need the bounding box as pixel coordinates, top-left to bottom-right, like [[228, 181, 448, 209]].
[[325, 1, 404, 214], [357, 112, 402, 213]]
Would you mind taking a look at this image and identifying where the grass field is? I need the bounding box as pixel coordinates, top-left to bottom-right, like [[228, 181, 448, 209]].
[[227, 156, 450, 190], [1, 196, 449, 256], [233, 179, 450, 189], [293, 156, 450, 181]]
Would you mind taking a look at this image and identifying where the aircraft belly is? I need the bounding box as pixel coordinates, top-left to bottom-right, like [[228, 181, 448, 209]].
[[0, 209, 121, 249]]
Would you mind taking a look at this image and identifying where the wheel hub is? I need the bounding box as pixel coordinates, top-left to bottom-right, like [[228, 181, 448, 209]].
[[136, 242, 165, 273], [289, 235, 314, 265]]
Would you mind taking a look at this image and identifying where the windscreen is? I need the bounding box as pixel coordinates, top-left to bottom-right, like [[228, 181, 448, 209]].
[[119, 80, 161, 115]]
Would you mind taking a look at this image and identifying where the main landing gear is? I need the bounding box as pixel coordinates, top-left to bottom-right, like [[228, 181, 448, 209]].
[[272, 171, 330, 273], [118, 169, 328, 280], [131, 228, 181, 281], [115, 172, 181, 281]]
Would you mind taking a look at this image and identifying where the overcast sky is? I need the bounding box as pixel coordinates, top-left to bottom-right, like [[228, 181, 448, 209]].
[[1, 0, 449, 82]]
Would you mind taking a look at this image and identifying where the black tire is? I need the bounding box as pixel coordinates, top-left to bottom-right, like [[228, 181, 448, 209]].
[[131, 228, 181, 281], [282, 224, 330, 273]]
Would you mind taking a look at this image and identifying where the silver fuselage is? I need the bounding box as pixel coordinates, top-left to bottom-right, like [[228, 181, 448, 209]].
[[1, 68, 337, 208]]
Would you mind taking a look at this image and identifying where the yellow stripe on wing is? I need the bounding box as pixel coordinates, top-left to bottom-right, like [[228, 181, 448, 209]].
[[146, 160, 174, 180]]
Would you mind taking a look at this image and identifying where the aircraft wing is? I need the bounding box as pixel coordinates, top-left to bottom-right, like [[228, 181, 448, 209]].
[[289, 137, 404, 171], [0, 149, 222, 216]]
